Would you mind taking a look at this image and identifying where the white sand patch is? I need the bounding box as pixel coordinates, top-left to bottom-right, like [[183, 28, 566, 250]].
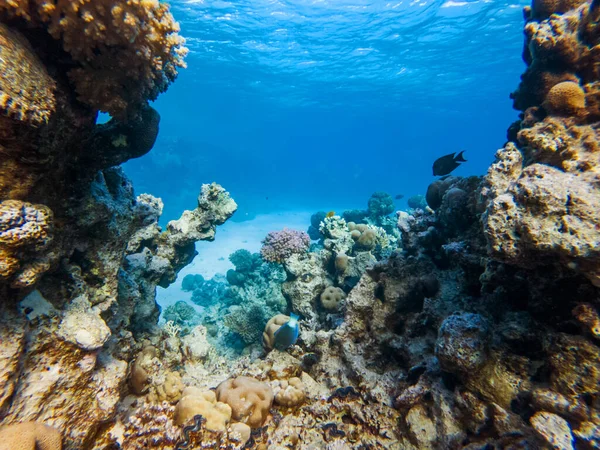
[[157, 210, 313, 311]]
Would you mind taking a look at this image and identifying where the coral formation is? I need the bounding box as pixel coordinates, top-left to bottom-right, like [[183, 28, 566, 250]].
[[0, 0, 599, 448], [0, 0, 187, 119], [216, 376, 274, 428], [367, 191, 395, 218], [0, 199, 54, 287], [174, 387, 232, 431], [543, 81, 586, 116], [0, 23, 56, 125], [0, 422, 62, 450], [273, 377, 306, 408], [261, 228, 311, 263], [263, 314, 291, 351], [320, 286, 346, 311]]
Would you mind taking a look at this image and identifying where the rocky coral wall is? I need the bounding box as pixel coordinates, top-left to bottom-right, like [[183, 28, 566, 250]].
[[485, 0, 600, 286], [0, 5, 236, 449]]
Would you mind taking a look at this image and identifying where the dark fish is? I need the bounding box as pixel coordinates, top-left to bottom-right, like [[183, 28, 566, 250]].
[[432, 151, 467, 176], [395, 194, 404, 200]]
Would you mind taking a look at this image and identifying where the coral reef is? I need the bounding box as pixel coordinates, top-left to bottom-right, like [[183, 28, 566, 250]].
[[484, 0, 600, 286], [0, 179, 236, 448], [0, 0, 599, 448]]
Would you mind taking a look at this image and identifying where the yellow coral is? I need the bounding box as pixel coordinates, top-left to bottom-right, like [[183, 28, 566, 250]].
[[216, 376, 274, 428], [0, 200, 53, 248], [543, 81, 586, 116], [0, 23, 56, 125], [174, 387, 232, 431], [0, 0, 187, 119], [0, 421, 62, 450], [273, 377, 306, 408]]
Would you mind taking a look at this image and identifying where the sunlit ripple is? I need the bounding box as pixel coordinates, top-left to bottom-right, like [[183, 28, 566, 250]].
[[169, 0, 528, 108]]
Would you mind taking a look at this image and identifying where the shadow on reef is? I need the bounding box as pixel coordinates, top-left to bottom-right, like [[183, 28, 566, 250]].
[[0, 0, 599, 449]]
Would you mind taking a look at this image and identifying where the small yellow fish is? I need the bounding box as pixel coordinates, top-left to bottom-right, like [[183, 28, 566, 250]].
[[326, 211, 335, 218]]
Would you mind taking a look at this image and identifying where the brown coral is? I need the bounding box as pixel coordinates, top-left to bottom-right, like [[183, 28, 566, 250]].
[[0, 23, 56, 125], [0, 422, 62, 450], [320, 286, 345, 311], [543, 81, 586, 116], [0, 200, 54, 286], [216, 376, 274, 428], [0, 0, 187, 119], [531, 0, 587, 20]]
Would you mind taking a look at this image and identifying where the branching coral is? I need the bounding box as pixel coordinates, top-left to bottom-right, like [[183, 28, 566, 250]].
[[0, 0, 188, 119]]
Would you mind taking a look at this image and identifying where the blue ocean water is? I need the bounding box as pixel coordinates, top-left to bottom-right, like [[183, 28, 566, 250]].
[[123, 0, 527, 223]]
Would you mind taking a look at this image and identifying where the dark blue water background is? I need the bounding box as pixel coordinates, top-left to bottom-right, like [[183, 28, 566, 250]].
[[122, 0, 527, 223]]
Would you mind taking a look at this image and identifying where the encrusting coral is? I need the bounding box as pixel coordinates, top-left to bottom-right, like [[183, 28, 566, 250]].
[[0, 23, 56, 125], [0, 199, 54, 287]]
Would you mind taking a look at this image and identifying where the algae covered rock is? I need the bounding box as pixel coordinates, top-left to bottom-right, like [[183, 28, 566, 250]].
[[435, 313, 490, 375]]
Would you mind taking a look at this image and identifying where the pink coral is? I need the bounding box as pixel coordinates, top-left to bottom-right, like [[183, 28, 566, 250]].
[[260, 228, 310, 263]]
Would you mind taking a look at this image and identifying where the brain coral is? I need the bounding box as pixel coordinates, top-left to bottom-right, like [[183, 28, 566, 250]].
[[260, 228, 310, 263], [174, 387, 232, 432], [0, 23, 56, 125], [273, 377, 306, 408], [0, 0, 188, 119], [216, 376, 274, 428], [0, 422, 62, 450], [320, 286, 345, 311], [543, 81, 586, 116]]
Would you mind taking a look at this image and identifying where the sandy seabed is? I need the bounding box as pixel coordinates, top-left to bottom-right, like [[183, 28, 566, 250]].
[[157, 210, 313, 312]]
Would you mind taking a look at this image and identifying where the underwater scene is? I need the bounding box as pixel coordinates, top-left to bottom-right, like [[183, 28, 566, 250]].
[[0, 0, 599, 448]]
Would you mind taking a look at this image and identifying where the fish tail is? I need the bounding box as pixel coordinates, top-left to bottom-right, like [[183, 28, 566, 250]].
[[290, 312, 300, 322], [455, 150, 467, 162]]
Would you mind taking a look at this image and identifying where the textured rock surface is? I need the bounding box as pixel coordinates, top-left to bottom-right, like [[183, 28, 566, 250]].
[[484, 0, 600, 286], [0, 180, 236, 448], [0, 0, 599, 449]]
